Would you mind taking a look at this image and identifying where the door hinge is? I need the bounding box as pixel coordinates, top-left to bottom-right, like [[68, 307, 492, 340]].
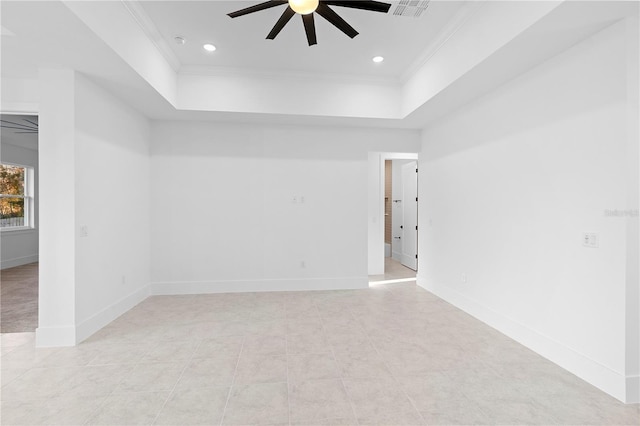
[[415, 226, 418, 230], [415, 197, 418, 202], [415, 254, 418, 259], [415, 168, 418, 173], [400, 225, 403, 229]]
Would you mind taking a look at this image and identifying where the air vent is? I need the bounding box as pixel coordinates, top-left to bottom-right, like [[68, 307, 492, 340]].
[[392, 0, 430, 17]]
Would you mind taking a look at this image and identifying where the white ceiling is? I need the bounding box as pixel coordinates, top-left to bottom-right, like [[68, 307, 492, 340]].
[[1, 1, 178, 117], [138, 0, 470, 80], [1, 1, 637, 128]]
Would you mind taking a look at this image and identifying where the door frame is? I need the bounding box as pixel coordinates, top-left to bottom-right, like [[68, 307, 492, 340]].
[[0, 109, 40, 334], [367, 152, 418, 277]]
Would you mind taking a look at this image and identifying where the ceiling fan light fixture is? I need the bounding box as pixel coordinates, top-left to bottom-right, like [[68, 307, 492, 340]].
[[372, 56, 384, 63], [288, 0, 319, 15], [203, 43, 217, 52], [227, 1, 392, 46]]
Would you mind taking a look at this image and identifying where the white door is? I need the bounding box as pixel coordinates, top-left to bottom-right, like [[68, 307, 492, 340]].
[[401, 161, 418, 270]]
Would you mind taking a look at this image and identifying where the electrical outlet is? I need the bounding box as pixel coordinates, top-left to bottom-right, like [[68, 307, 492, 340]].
[[79, 225, 88, 237], [461, 273, 467, 283], [582, 233, 599, 248]]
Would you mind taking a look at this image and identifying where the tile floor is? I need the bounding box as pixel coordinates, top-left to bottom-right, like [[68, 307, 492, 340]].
[[1, 282, 639, 425], [0, 262, 38, 333], [368, 258, 416, 283]]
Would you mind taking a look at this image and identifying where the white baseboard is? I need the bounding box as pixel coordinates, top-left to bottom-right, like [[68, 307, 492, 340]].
[[392, 251, 402, 261], [75, 284, 151, 344], [626, 375, 640, 404], [152, 277, 368, 296], [35, 278, 365, 348], [35, 284, 150, 347], [417, 276, 630, 403], [1, 254, 38, 270], [35, 326, 76, 347]]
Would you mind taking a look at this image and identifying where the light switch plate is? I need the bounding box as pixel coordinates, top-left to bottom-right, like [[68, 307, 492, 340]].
[[582, 232, 599, 248]]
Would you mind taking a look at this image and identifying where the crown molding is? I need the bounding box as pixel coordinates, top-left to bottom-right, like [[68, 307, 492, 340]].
[[120, 0, 181, 72], [179, 65, 400, 87], [400, 0, 486, 83]]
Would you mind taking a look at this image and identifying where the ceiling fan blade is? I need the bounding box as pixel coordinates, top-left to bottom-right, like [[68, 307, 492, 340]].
[[323, 1, 392, 13], [302, 14, 317, 46], [0, 124, 38, 131], [316, 3, 358, 39], [228, 0, 287, 18], [0, 119, 36, 130], [267, 6, 296, 39]]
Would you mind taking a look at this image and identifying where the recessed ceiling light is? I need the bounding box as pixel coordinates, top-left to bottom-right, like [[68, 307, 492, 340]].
[[203, 43, 216, 52], [174, 36, 186, 45], [372, 56, 384, 63]]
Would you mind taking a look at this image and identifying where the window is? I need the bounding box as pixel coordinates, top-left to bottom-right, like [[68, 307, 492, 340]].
[[0, 163, 34, 230]]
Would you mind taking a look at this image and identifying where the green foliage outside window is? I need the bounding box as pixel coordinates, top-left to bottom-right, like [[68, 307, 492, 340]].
[[0, 165, 26, 224]]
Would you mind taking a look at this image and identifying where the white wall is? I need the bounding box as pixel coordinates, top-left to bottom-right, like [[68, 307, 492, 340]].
[[178, 73, 400, 119], [151, 121, 419, 293], [1, 140, 39, 269], [38, 68, 77, 347], [37, 69, 151, 346], [418, 20, 639, 402], [73, 73, 151, 340], [623, 15, 640, 404], [1, 77, 39, 113]]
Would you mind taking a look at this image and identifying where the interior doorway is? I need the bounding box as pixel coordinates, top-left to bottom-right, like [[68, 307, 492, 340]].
[[0, 113, 39, 333], [368, 152, 418, 283]]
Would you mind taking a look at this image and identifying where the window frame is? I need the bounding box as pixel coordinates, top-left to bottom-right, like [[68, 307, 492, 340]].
[[0, 162, 35, 232]]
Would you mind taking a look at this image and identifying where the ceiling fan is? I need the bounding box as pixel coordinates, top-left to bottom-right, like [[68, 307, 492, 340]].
[[0, 117, 38, 134], [227, 0, 392, 46]]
